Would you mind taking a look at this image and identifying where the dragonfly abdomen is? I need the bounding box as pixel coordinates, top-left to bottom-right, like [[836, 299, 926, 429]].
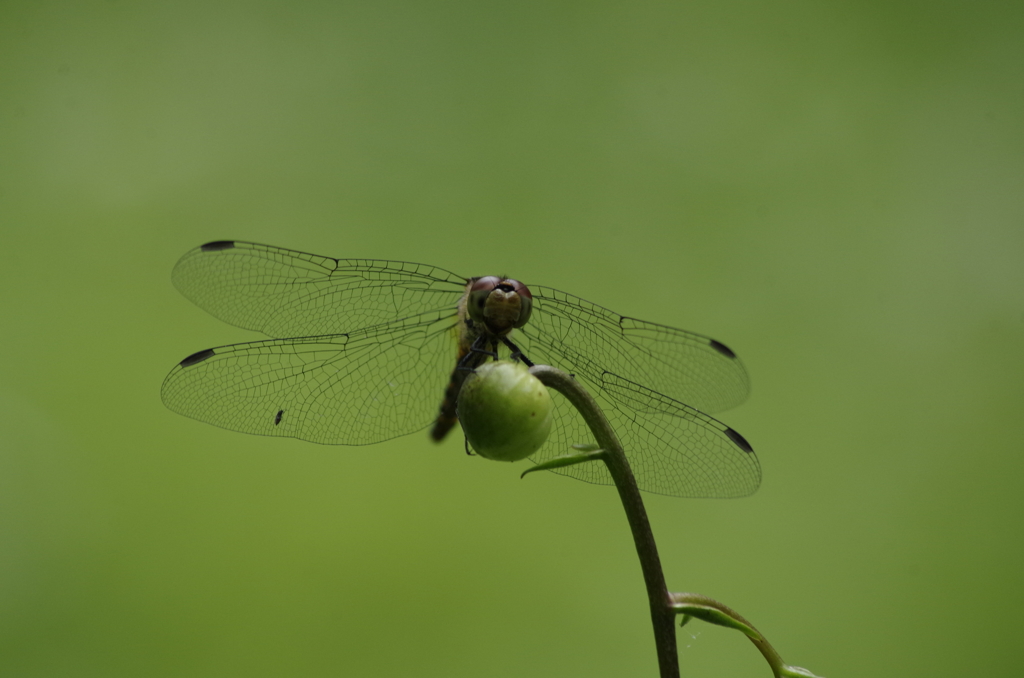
[[430, 369, 463, 442], [430, 348, 490, 442]]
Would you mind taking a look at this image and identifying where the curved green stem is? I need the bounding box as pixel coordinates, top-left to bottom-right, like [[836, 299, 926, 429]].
[[527, 365, 820, 678], [529, 365, 679, 678]]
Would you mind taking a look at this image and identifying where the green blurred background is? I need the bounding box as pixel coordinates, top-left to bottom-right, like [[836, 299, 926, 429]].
[[2, 1, 1022, 676]]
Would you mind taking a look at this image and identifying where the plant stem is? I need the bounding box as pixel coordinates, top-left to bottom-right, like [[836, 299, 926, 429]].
[[529, 365, 679, 678]]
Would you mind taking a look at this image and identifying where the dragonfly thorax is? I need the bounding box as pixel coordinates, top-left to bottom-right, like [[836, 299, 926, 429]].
[[466, 276, 534, 336]]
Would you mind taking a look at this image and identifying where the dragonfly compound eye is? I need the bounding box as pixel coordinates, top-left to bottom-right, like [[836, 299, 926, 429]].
[[468, 278, 532, 335], [466, 277, 533, 334], [505, 279, 533, 328], [467, 276, 501, 324]]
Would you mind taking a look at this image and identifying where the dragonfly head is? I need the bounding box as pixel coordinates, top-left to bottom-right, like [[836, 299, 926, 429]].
[[467, 276, 534, 335]]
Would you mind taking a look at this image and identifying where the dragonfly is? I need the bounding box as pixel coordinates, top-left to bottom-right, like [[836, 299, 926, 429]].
[[161, 241, 761, 498]]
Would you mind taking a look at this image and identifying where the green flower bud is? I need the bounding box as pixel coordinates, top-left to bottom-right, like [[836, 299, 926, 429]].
[[457, 360, 554, 462]]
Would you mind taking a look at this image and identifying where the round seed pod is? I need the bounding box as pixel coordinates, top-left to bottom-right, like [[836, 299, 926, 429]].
[[457, 360, 554, 462]]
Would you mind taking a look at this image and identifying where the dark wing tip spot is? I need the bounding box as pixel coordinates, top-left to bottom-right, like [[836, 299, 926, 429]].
[[709, 339, 737, 359], [724, 427, 754, 454], [200, 240, 236, 252], [274, 409, 284, 425], [179, 348, 216, 367]]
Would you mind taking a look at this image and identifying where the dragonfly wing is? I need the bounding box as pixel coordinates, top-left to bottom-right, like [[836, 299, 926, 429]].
[[171, 241, 468, 338], [529, 373, 761, 498], [161, 310, 459, 445], [524, 286, 750, 414]]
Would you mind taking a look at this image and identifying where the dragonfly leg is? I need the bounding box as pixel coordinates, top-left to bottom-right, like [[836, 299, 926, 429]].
[[501, 336, 535, 367], [459, 335, 497, 368]]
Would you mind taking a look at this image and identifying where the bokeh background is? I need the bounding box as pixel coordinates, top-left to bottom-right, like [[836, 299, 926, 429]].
[[2, 1, 1022, 676]]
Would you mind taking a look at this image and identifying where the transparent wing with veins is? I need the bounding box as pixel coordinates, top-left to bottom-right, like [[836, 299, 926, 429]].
[[522, 286, 749, 416], [524, 372, 761, 499], [505, 285, 759, 497], [162, 241, 469, 444], [170, 241, 469, 338], [161, 310, 460, 445]]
